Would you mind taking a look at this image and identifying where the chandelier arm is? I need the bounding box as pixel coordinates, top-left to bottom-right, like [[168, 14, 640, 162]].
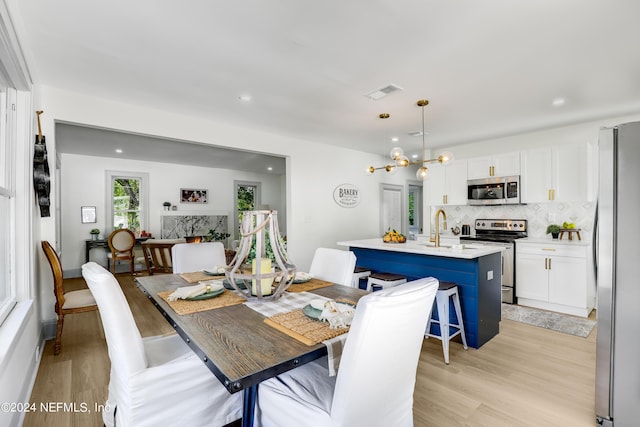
[[407, 157, 441, 166], [366, 99, 452, 176]]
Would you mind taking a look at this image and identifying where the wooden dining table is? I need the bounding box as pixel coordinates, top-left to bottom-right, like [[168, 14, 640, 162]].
[[135, 274, 368, 427]]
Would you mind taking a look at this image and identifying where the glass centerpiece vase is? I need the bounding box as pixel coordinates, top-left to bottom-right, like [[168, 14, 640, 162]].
[[225, 210, 296, 300]]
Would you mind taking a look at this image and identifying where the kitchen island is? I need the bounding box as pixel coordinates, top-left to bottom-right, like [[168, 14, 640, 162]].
[[338, 238, 503, 348]]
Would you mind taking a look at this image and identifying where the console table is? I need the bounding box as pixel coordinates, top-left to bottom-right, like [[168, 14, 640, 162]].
[[85, 237, 149, 263]]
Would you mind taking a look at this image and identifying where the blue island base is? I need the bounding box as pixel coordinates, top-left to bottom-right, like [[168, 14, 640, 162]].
[[350, 247, 502, 349]]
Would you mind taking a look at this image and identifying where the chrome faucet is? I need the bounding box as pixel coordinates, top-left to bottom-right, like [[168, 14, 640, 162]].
[[434, 209, 447, 247]]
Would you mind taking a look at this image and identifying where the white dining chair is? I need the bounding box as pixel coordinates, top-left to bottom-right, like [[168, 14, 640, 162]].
[[308, 248, 357, 287], [81, 262, 242, 427], [255, 277, 439, 427], [171, 241, 227, 274]]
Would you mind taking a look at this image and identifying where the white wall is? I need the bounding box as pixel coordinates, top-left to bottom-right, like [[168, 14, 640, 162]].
[[59, 153, 285, 271], [35, 85, 387, 324]]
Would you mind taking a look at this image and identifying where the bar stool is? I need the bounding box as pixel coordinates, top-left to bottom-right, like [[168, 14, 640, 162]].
[[425, 281, 468, 364], [352, 266, 372, 289], [366, 272, 407, 291]]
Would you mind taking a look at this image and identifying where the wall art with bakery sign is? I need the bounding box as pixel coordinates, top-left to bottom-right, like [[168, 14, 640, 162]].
[[333, 183, 360, 208]]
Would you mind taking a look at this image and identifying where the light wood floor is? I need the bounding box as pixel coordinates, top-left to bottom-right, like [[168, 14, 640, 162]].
[[25, 274, 597, 426]]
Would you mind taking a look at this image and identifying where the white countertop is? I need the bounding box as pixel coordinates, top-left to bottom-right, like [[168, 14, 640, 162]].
[[338, 238, 504, 260]]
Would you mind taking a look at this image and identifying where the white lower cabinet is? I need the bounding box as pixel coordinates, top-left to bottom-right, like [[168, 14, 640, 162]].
[[516, 241, 594, 317]]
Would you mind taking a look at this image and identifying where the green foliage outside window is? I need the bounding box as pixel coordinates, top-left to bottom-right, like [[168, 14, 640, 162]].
[[247, 230, 286, 264], [113, 178, 141, 233], [237, 185, 255, 226], [408, 192, 415, 226], [235, 184, 287, 263]]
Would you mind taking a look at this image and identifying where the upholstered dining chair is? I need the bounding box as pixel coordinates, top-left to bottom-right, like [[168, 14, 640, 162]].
[[41, 240, 98, 355], [255, 277, 439, 427], [171, 241, 227, 274], [140, 238, 186, 275], [308, 248, 357, 287], [81, 262, 242, 427], [107, 228, 136, 274]]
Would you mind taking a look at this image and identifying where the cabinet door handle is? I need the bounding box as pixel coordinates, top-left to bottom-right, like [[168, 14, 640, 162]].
[[489, 165, 495, 176], [544, 258, 548, 269], [542, 248, 556, 251], [548, 258, 552, 269], [548, 189, 551, 200], [552, 189, 555, 200]]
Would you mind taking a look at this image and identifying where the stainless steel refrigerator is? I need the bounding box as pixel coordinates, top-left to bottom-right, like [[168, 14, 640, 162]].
[[596, 122, 640, 426]]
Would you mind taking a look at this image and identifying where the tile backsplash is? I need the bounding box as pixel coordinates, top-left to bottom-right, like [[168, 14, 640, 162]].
[[429, 201, 596, 241]]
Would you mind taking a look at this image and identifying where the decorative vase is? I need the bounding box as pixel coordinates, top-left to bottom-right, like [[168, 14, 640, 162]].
[[91, 234, 98, 241], [225, 210, 295, 300]]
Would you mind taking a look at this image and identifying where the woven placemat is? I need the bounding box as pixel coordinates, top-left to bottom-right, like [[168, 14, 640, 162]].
[[264, 309, 349, 346], [180, 271, 224, 283], [287, 278, 333, 293], [158, 290, 246, 315]]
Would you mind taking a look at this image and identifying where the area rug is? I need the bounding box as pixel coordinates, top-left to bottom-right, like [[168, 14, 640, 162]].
[[501, 304, 596, 338]]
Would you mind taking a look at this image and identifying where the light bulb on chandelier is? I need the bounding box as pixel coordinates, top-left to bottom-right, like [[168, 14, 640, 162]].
[[367, 99, 454, 180]]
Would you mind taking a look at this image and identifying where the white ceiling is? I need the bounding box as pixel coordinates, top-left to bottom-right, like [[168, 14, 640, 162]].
[[8, 0, 640, 164]]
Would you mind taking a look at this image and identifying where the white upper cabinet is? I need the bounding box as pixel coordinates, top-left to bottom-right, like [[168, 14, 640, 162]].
[[426, 159, 468, 206], [467, 152, 520, 180], [520, 142, 595, 203]]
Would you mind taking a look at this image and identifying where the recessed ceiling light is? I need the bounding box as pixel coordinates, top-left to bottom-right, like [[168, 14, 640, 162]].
[[238, 95, 252, 102], [411, 154, 419, 159], [552, 98, 565, 107], [115, 149, 123, 154], [391, 137, 399, 142], [267, 166, 273, 171]]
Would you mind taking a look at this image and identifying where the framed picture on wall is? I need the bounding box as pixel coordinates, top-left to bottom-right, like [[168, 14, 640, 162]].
[[81, 206, 97, 223], [180, 188, 208, 204]]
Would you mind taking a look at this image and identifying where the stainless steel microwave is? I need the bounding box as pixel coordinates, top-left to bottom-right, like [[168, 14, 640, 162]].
[[467, 176, 521, 205]]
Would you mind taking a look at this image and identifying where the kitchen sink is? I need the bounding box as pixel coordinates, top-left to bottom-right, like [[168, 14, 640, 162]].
[[422, 243, 452, 249]]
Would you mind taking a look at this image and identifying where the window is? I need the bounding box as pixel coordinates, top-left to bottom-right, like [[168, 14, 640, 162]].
[[106, 171, 148, 235], [408, 183, 423, 235], [0, 86, 15, 324], [234, 181, 261, 238]]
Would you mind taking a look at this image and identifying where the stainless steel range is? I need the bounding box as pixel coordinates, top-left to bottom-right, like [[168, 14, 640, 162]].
[[460, 219, 528, 304]]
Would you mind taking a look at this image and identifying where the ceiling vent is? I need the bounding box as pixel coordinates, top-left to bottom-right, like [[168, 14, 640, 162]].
[[408, 131, 427, 137], [364, 84, 403, 100]]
